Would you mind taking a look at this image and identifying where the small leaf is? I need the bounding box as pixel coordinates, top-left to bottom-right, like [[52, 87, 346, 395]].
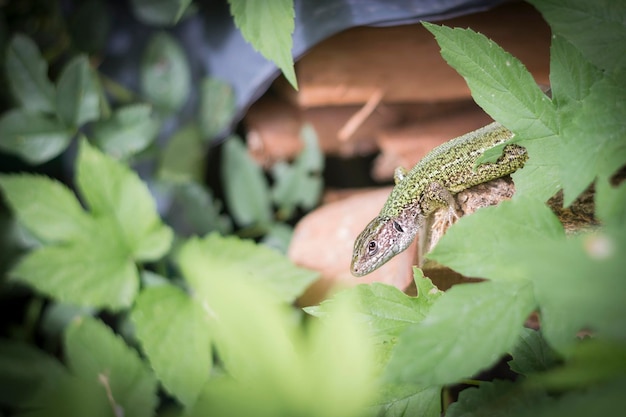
[[91, 104, 159, 159], [158, 124, 205, 183], [65, 317, 158, 417], [198, 77, 236, 140], [228, 0, 297, 89], [76, 139, 173, 261], [178, 234, 317, 304], [0, 174, 93, 243], [508, 328, 561, 376], [0, 109, 71, 164], [4, 34, 56, 113], [131, 0, 192, 26], [221, 135, 272, 228], [385, 280, 535, 386], [56, 55, 101, 128], [141, 32, 190, 112], [132, 285, 211, 407]]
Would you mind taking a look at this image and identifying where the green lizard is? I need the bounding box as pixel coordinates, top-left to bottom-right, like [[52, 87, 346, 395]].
[[351, 122, 527, 277]]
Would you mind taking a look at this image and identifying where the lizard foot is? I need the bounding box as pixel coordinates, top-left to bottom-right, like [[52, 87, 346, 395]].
[[430, 206, 461, 246]]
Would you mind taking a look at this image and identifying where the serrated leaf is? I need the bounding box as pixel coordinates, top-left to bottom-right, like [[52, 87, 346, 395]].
[[11, 218, 139, 310], [56, 55, 101, 128], [428, 199, 564, 281], [4, 34, 55, 113], [65, 317, 158, 417], [198, 77, 236, 140], [141, 32, 190, 112], [178, 233, 317, 304], [221, 135, 272, 228], [0, 174, 93, 243], [228, 0, 297, 89], [158, 124, 205, 183], [423, 22, 560, 202], [76, 139, 173, 261], [558, 72, 626, 206], [524, 230, 626, 352], [131, 0, 192, 26], [508, 328, 561, 376], [528, 0, 626, 72], [132, 285, 211, 407], [0, 109, 71, 164], [384, 280, 535, 386], [91, 104, 159, 159]]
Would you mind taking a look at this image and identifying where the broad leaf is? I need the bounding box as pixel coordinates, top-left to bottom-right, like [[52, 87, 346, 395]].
[[91, 103, 159, 159], [370, 384, 441, 417], [141, 32, 190, 112], [0, 109, 71, 164], [56, 55, 101, 128], [508, 328, 561, 376], [4, 34, 55, 113], [228, 0, 297, 89], [132, 285, 211, 407], [158, 124, 205, 183], [384, 280, 535, 386], [65, 317, 158, 417]]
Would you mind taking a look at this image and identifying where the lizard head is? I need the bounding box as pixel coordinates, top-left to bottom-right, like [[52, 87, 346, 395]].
[[350, 214, 417, 277]]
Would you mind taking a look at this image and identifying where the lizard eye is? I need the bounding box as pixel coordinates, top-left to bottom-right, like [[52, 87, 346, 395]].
[[367, 241, 378, 256]]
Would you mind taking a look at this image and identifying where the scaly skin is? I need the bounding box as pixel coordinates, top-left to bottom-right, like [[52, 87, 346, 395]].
[[351, 122, 527, 277]]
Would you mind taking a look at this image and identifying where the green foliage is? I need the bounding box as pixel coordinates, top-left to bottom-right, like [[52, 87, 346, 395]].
[[228, 0, 298, 89]]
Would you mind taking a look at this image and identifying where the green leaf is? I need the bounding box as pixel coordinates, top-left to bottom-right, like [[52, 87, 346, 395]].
[[76, 139, 173, 261], [528, 0, 626, 72], [56, 55, 101, 128], [596, 177, 626, 228], [184, 278, 374, 417], [158, 124, 205, 183], [65, 316, 158, 417], [508, 328, 561, 376], [370, 384, 441, 417], [163, 181, 232, 236], [385, 280, 535, 386], [198, 77, 236, 140], [132, 285, 211, 407], [558, 71, 626, 206], [0, 340, 66, 408], [0, 109, 71, 164], [4, 34, 55, 113], [178, 234, 317, 304], [428, 199, 564, 281], [271, 125, 324, 219], [261, 222, 293, 253], [131, 0, 192, 26], [67, 0, 111, 54], [228, 0, 297, 89], [91, 104, 159, 159], [423, 22, 560, 202], [11, 218, 139, 309], [446, 379, 552, 417], [526, 339, 626, 390], [221, 135, 272, 228], [141, 32, 190, 112], [523, 229, 626, 352], [0, 174, 93, 243]]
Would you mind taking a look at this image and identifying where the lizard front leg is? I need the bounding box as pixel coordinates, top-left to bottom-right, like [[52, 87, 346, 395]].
[[418, 181, 461, 254]]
